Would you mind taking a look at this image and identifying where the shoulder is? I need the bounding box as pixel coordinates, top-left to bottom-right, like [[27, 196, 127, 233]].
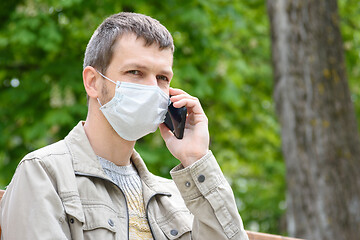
[[21, 140, 70, 163], [149, 174, 180, 193], [16, 140, 73, 181], [7, 139, 78, 198]]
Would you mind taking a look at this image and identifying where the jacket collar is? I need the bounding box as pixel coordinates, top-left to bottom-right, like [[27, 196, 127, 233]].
[[64, 121, 171, 199], [130, 149, 172, 203]]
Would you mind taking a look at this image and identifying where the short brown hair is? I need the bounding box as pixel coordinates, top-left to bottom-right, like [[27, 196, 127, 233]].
[[83, 12, 174, 74]]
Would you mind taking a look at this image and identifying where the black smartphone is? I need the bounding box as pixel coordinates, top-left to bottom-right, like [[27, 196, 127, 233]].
[[164, 101, 187, 139]]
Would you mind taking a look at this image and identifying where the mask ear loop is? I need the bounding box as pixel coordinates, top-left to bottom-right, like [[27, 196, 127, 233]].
[[97, 98, 103, 107], [96, 70, 117, 84]]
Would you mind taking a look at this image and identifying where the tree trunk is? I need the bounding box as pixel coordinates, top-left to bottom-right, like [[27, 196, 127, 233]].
[[266, 0, 360, 239]]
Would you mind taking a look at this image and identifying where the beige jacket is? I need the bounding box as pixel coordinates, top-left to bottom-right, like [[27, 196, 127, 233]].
[[0, 122, 248, 240]]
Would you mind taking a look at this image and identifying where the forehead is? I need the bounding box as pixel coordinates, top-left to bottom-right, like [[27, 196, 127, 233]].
[[110, 33, 173, 66]]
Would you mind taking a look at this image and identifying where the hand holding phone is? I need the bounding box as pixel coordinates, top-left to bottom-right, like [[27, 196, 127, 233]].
[[160, 88, 209, 167], [164, 101, 187, 139]]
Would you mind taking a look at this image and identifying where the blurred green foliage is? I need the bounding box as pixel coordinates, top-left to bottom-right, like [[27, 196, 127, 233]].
[[0, 0, 358, 235]]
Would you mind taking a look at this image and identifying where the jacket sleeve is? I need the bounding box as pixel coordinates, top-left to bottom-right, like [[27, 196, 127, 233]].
[[170, 151, 249, 240], [0, 158, 71, 240]]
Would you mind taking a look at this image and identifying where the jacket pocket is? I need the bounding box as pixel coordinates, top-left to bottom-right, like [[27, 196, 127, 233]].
[[157, 210, 193, 240], [63, 197, 85, 240], [82, 204, 118, 240]]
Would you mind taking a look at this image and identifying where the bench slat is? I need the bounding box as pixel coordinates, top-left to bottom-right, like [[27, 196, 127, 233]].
[[246, 230, 304, 240]]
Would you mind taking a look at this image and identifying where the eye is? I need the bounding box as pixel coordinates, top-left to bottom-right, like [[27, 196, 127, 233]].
[[156, 75, 169, 82], [127, 70, 141, 75]]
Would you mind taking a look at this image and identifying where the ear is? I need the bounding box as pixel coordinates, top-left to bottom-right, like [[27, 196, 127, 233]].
[[83, 66, 100, 99]]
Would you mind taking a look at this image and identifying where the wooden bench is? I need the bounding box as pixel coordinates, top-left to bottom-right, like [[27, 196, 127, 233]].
[[0, 189, 303, 239]]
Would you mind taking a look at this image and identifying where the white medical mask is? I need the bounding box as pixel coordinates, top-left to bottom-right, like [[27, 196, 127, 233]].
[[97, 71, 169, 141]]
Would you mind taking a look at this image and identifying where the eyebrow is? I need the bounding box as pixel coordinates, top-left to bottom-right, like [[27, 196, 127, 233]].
[[121, 63, 173, 77]]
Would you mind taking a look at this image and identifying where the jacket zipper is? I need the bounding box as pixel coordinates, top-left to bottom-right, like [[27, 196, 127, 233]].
[[145, 192, 172, 240], [74, 171, 130, 240]]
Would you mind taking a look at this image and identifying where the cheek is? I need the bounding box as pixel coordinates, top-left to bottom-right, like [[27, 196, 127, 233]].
[[159, 84, 170, 96], [101, 82, 115, 103]]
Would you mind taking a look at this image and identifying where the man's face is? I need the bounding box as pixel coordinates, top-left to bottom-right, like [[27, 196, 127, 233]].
[[100, 33, 173, 103]]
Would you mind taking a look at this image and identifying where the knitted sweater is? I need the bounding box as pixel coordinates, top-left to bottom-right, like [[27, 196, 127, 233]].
[[98, 156, 153, 239]]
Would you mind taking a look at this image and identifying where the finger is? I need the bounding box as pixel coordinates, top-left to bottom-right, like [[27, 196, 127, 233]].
[[170, 94, 196, 103], [173, 98, 204, 115], [169, 87, 190, 96]]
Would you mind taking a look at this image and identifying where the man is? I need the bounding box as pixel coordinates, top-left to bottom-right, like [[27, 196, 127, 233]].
[[0, 12, 248, 239]]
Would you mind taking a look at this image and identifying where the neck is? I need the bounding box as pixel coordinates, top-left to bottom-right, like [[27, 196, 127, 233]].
[[83, 104, 135, 166]]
